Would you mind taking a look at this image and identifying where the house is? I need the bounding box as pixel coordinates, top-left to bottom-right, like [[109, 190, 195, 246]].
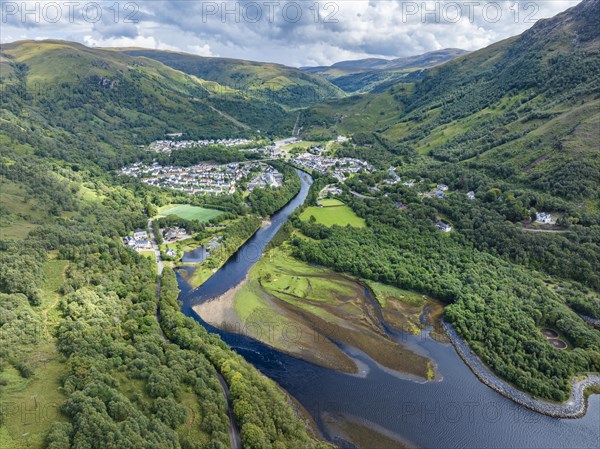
[[437, 184, 449, 192], [207, 236, 222, 252], [123, 236, 137, 248], [322, 186, 342, 197], [163, 227, 187, 241], [466, 191, 476, 200], [134, 229, 148, 240], [136, 239, 152, 250], [536, 212, 554, 224], [435, 221, 452, 233], [165, 248, 177, 258], [434, 191, 446, 199]]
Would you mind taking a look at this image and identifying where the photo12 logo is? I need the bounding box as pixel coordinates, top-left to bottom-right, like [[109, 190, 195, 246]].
[[197, 1, 340, 24], [399, 1, 540, 24], [1, 1, 140, 24]]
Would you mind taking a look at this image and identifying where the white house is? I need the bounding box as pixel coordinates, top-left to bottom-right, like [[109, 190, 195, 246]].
[[536, 212, 554, 224], [436, 221, 453, 233], [134, 230, 148, 240], [136, 239, 152, 250], [467, 191, 476, 200], [123, 236, 137, 248]]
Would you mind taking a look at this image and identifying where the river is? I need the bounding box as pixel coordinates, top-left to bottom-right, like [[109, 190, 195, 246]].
[[178, 169, 600, 449]]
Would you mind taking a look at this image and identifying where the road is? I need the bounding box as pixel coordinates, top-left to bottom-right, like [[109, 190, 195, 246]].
[[350, 190, 375, 199], [216, 372, 243, 449], [521, 228, 571, 233], [147, 218, 242, 448], [148, 218, 163, 275]]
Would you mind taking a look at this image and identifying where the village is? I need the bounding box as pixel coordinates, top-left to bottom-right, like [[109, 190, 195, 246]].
[[120, 161, 283, 195], [291, 153, 373, 181], [149, 138, 253, 154]]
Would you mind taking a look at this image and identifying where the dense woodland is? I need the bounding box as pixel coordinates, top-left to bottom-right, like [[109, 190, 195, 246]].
[[160, 270, 329, 449], [289, 176, 600, 402], [0, 151, 323, 449]]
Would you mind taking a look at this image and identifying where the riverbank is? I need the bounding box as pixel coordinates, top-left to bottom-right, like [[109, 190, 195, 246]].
[[179, 216, 263, 288], [194, 243, 436, 379], [179, 169, 600, 449], [443, 321, 600, 418], [193, 279, 245, 328]]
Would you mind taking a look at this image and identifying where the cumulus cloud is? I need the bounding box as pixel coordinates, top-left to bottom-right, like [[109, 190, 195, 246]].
[[0, 0, 582, 66]]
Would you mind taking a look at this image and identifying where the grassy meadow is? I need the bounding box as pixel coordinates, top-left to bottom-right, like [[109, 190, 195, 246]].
[[299, 200, 365, 228], [158, 204, 223, 222]]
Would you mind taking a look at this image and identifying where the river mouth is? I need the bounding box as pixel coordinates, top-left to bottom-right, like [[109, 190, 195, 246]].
[[193, 262, 436, 380], [178, 169, 600, 449]]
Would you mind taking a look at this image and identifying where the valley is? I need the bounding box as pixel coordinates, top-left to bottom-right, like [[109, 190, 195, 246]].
[[1, 1, 600, 448]]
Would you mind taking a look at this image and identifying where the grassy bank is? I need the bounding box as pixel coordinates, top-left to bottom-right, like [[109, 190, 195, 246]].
[[226, 244, 435, 377], [180, 216, 262, 288]]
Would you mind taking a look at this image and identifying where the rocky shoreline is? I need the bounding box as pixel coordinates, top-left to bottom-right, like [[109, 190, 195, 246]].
[[443, 321, 600, 418]]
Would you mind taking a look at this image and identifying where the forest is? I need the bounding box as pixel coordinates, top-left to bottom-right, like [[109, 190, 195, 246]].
[[288, 176, 600, 402], [0, 150, 325, 449]]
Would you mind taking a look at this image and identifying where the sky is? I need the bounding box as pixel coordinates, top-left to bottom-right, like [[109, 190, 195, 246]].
[[0, 1, 581, 66]]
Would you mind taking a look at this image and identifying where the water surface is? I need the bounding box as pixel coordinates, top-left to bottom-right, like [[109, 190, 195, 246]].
[[179, 169, 600, 448]]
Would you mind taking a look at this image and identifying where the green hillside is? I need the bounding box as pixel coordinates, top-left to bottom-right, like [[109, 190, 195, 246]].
[[0, 0, 599, 439], [0, 40, 294, 168], [301, 0, 600, 200], [120, 48, 345, 108]]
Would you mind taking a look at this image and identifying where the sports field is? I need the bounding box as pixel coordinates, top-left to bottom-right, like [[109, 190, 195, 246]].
[[300, 200, 365, 228], [158, 204, 223, 222]]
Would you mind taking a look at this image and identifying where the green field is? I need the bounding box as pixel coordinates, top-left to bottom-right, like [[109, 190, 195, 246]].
[[158, 204, 223, 222], [234, 246, 354, 325], [283, 140, 323, 151], [366, 280, 428, 308], [0, 180, 45, 240], [300, 202, 365, 228]]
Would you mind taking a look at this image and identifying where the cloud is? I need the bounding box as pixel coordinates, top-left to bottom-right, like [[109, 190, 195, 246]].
[[0, 1, 582, 66], [82, 34, 181, 52]]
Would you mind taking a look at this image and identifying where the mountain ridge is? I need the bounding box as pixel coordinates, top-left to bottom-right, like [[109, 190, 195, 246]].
[[0, 39, 300, 167], [300, 0, 600, 199], [301, 48, 469, 93], [118, 48, 345, 108]]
